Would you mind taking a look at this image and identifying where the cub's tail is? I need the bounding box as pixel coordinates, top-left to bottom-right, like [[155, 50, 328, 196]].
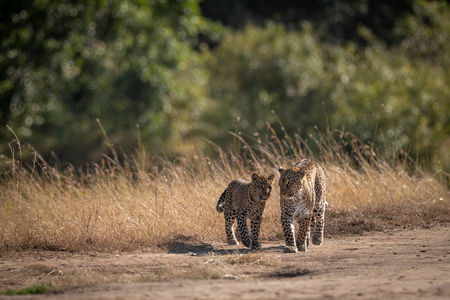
[[216, 189, 227, 213]]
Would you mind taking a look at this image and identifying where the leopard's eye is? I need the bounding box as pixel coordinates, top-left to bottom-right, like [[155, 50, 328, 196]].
[[266, 186, 272, 193]]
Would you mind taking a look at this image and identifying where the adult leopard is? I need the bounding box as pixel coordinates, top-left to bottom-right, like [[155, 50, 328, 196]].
[[278, 159, 327, 253], [217, 173, 275, 249]]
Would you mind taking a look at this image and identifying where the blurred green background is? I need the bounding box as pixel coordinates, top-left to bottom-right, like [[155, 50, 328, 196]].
[[1, 0, 449, 172]]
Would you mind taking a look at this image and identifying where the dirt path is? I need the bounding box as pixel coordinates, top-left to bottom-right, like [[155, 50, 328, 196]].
[[1, 224, 449, 299]]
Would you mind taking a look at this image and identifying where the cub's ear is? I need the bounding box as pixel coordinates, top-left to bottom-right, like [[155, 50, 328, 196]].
[[278, 167, 284, 174], [251, 173, 259, 181], [268, 173, 275, 183], [292, 167, 300, 173]]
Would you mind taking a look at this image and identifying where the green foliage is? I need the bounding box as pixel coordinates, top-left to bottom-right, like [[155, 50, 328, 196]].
[[200, 0, 416, 44], [0, 283, 53, 295], [1, 0, 221, 163], [204, 1, 450, 171], [203, 22, 331, 142], [0, 0, 448, 173], [328, 0, 450, 170], [328, 39, 450, 165]]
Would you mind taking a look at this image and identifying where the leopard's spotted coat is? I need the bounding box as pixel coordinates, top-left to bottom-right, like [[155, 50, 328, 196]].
[[216, 173, 275, 249], [278, 159, 327, 253]]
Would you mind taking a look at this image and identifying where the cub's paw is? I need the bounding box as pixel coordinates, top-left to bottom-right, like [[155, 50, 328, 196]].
[[283, 245, 298, 253], [227, 239, 239, 245], [251, 242, 262, 250], [242, 241, 251, 248]]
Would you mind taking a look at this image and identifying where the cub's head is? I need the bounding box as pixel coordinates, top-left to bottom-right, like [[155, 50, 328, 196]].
[[250, 173, 275, 201], [278, 166, 305, 198]]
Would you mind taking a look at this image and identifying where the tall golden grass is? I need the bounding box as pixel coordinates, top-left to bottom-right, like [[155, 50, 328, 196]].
[[0, 128, 449, 252]]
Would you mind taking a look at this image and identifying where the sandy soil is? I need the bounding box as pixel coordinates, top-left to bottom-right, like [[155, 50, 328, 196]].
[[1, 224, 449, 300]]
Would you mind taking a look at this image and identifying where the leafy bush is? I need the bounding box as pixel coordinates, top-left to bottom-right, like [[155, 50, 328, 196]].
[[1, 0, 220, 163], [1, 0, 448, 173], [204, 1, 450, 172], [203, 22, 331, 142]]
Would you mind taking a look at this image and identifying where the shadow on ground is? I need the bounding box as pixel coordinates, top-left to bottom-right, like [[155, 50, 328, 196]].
[[166, 238, 286, 256]]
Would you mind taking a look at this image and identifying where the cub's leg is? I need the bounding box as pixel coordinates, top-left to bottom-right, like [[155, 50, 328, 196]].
[[224, 210, 239, 245], [296, 216, 312, 251], [281, 206, 297, 253], [250, 217, 262, 250], [236, 214, 251, 248]]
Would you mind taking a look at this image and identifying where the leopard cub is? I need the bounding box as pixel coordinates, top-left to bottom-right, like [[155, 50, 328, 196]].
[[216, 173, 275, 249]]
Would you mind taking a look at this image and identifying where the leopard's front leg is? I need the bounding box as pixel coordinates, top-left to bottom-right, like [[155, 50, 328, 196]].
[[296, 216, 312, 251], [236, 213, 251, 248], [281, 204, 297, 253]]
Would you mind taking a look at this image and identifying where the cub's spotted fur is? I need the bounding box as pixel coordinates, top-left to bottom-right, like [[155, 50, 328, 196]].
[[279, 159, 327, 252], [217, 173, 275, 249]]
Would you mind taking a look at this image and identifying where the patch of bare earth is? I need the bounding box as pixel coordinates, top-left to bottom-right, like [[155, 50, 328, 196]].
[[1, 224, 449, 300]]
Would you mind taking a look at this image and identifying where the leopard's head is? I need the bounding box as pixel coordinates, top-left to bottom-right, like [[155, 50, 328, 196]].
[[249, 173, 275, 201], [278, 166, 305, 199]]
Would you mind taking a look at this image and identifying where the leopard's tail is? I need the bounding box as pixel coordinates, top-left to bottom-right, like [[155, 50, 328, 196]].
[[216, 189, 227, 213]]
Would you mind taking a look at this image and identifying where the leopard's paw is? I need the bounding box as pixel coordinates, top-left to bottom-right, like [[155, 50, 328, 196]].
[[297, 241, 308, 251], [283, 245, 298, 253], [312, 235, 323, 245], [227, 239, 239, 245]]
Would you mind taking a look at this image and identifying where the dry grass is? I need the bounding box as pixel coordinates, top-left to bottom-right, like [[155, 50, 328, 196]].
[[0, 129, 449, 253]]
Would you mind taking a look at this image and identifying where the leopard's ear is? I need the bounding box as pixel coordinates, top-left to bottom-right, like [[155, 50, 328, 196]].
[[251, 173, 259, 181], [278, 167, 284, 174], [268, 173, 275, 183], [292, 167, 300, 173]]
